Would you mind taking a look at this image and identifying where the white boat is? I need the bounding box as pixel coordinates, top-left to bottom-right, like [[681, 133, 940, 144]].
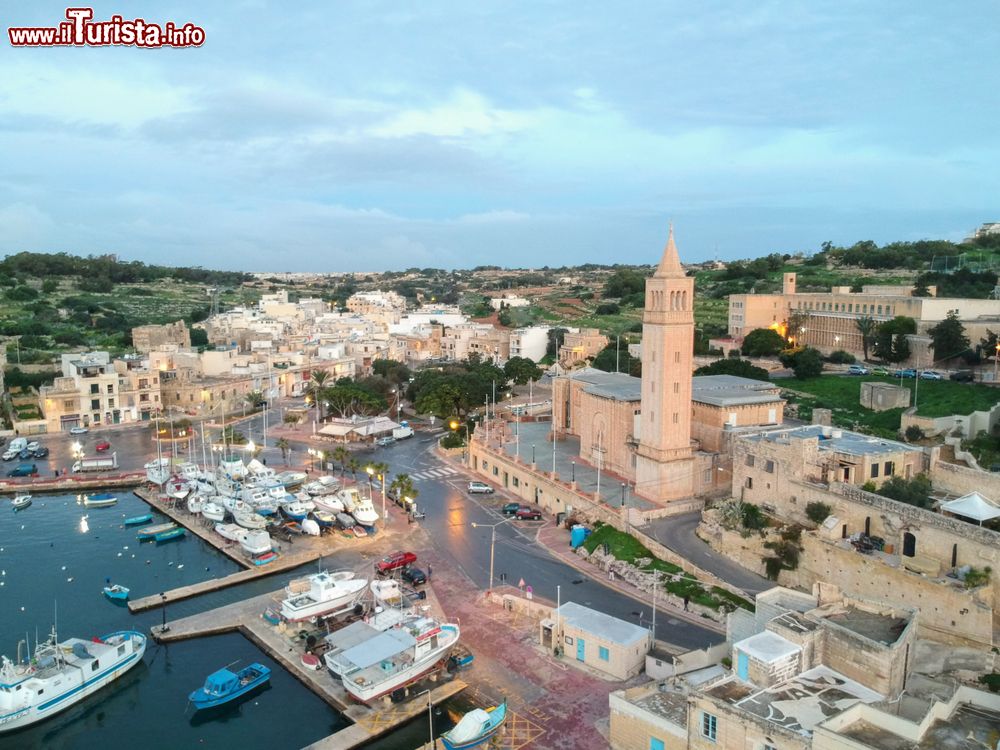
[[339, 488, 379, 526], [304, 476, 339, 496], [313, 493, 345, 514], [279, 571, 367, 622], [144, 458, 170, 485], [0, 627, 146, 733], [280, 499, 311, 522], [83, 493, 117, 508], [239, 529, 272, 556], [187, 494, 205, 515], [246, 458, 275, 479], [275, 470, 307, 488], [165, 479, 190, 500], [202, 501, 226, 522], [217, 454, 247, 481], [12, 494, 32, 511], [301, 518, 321, 536], [234, 508, 267, 530], [333, 616, 460, 704], [214, 523, 243, 542], [177, 463, 204, 482]]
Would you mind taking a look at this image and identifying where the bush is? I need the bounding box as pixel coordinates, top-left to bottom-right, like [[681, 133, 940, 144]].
[[6, 285, 38, 301], [904, 425, 926, 442], [805, 502, 832, 524], [965, 566, 992, 589], [826, 349, 856, 364], [594, 302, 620, 315], [439, 432, 465, 449], [741, 503, 767, 531], [694, 358, 770, 381], [876, 474, 933, 508], [780, 346, 824, 379], [740, 328, 787, 357]]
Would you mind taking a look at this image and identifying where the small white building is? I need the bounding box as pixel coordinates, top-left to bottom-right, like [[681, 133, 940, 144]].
[[542, 601, 651, 680]]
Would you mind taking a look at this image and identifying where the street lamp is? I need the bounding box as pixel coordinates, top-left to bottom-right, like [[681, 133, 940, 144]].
[[470, 517, 513, 593], [571, 460, 576, 483], [415, 688, 436, 749]]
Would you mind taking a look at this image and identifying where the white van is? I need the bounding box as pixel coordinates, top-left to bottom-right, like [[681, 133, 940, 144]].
[[8, 438, 27, 453]]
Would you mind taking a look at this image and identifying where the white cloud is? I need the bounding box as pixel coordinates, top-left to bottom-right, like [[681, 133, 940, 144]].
[[369, 88, 537, 138]]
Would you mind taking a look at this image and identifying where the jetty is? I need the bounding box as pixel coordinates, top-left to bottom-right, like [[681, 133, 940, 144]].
[[0, 471, 145, 494], [152, 588, 466, 749]]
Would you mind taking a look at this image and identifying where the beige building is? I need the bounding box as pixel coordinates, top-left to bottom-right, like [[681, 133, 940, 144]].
[[441, 323, 510, 363], [131, 320, 191, 353], [541, 601, 651, 681], [559, 328, 608, 366]]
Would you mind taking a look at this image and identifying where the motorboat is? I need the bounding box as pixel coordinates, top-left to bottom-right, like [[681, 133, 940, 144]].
[[246, 458, 275, 479], [217, 454, 247, 481], [304, 476, 339, 496], [137, 522, 178, 540], [352, 525, 368, 538], [234, 508, 267, 530], [239, 529, 272, 556], [336, 512, 356, 530], [280, 499, 310, 522], [202, 501, 226, 522], [0, 628, 146, 733], [155, 527, 185, 543], [252, 551, 277, 566], [12, 494, 32, 511], [188, 663, 270, 711], [124, 513, 152, 526], [441, 701, 508, 750], [292, 493, 315, 512], [313, 493, 345, 514], [279, 571, 367, 622], [177, 462, 204, 482], [312, 510, 336, 528], [333, 616, 460, 704], [145, 458, 170, 485], [214, 523, 243, 542], [102, 584, 129, 601], [187, 494, 205, 515], [274, 470, 307, 488], [338, 488, 379, 525], [83, 493, 117, 508], [301, 518, 320, 536]]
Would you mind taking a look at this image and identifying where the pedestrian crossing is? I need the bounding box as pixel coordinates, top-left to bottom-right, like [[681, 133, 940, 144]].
[[408, 466, 458, 482]]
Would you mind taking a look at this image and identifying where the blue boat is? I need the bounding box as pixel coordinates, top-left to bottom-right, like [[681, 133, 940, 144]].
[[441, 700, 507, 749], [103, 583, 130, 601], [124, 513, 153, 526], [188, 663, 271, 710], [83, 493, 118, 508], [154, 527, 186, 543]]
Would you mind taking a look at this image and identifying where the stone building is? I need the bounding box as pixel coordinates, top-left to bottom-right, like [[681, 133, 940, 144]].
[[558, 327, 608, 366], [130, 320, 191, 353], [541, 601, 651, 681]]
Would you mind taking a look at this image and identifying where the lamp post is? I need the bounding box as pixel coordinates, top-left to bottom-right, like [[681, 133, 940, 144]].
[[415, 688, 436, 749], [531, 444, 535, 464], [571, 460, 576, 483], [621, 483, 629, 534], [471, 517, 513, 593], [160, 592, 169, 633]]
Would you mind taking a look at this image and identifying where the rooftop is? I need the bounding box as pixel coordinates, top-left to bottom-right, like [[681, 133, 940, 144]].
[[556, 601, 650, 646], [633, 687, 689, 728], [839, 704, 1000, 750], [734, 631, 801, 664], [744, 424, 915, 457], [822, 605, 908, 646]]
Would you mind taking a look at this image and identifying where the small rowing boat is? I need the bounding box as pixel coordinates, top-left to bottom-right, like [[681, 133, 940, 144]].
[[154, 527, 186, 543], [124, 514, 153, 526], [137, 522, 178, 540], [83, 493, 117, 508]]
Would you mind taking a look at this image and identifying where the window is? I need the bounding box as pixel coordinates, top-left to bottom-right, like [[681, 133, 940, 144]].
[[870, 463, 879, 478], [63, 399, 75, 409], [90, 383, 99, 394], [139, 378, 148, 389], [674, 352, 680, 363], [599, 646, 609, 661], [107, 399, 114, 408], [513, 477, 519, 487], [763, 744, 777, 750], [650, 739, 665, 750], [884, 461, 894, 476], [564, 636, 574, 645], [118, 644, 125, 656], [745, 477, 753, 489], [673, 382, 679, 394], [91, 399, 100, 410], [701, 712, 717, 741], [106, 384, 114, 394], [92, 660, 99, 672], [672, 412, 679, 424], [764, 460, 775, 473], [745, 455, 755, 467], [493, 466, 498, 476]]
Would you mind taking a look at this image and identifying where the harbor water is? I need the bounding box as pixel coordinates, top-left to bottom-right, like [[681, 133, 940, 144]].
[[0, 491, 348, 750]]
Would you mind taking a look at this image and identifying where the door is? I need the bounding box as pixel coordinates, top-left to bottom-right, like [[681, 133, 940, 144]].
[[737, 651, 749, 681], [902, 532, 916, 557], [576, 638, 585, 661]]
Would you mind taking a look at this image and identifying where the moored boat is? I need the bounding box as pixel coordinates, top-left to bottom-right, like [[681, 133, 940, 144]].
[[83, 493, 117, 508], [352, 525, 368, 538], [280, 499, 310, 522], [202, 501, 226, 522], [102, 583, 130, 601], [338, 487, 379, 525], [186, 494, 205, 515], [441, 701, 508, 750], [12, 494, 32, 511], [124, 513, 152, 526], [239, 529, 272, 556], [313, 493, 345, 514], [154, 527, 186, 543], [137, 522, 178, 540], [214, 523, 243, 542], [234, 508, 267, 530], [252, 551, 277, 566], [188, 663, 270, 711], [312, 510, 336, 528], [301, 518, 320, 536]]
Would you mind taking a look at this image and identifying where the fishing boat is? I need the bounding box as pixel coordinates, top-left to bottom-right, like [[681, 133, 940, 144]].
[[274, 470, 307, 488], [202, 501, 226, 522], [312, 510, 336, 528], [338, 487, 379, 526], [11, 494, 32, 511], [239, 529, 272, 556], [188, 663, 270, 711], [0, 628, 146, 733], [234, 508, 267, 530], [83, 493, 117, 508], [102, 583, 130, 601], [441, 701, 508, 750], [214, 523, 243, 542], [313, 493, 345, 514], [303, 476, 339, 496], [123, 513, 152, 526], [280, 571, 367, 622], [137, 522, 178, 540], [154, 527, 186, 543], [333, 616, 460, 704], [280, 499, 310, 522]]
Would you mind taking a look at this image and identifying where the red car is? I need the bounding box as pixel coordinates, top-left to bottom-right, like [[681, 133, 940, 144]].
[[516, 508, 543, 521], [376, 551, 417, 574], [95, 441, 111, 452]]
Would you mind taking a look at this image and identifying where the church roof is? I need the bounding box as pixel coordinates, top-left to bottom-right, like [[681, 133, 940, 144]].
[[691, 375, 783, 407], [653, 224, 686, 279]]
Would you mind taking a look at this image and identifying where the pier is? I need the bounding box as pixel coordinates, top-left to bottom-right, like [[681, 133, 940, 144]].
[[0, 471, 145, 495], [151, 587, 467, 749]]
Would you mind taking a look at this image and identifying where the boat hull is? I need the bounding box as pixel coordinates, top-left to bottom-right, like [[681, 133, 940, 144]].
[[188, 665, 270, 711]]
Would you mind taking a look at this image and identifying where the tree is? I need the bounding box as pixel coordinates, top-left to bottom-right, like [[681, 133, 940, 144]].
[[372, 359, 411, 385], [275, 437, 290, 464], [41, 278, 58, 294], [390, 473, 419, 506], [503, 356, 542, 385], [346, 457, 361, 480], [414, 380, 465, 419], [854, 316, 877, 361], [546, 328, 568, 358], [189, 327, 209, 347], [603, 269, 646, 299], [307, 370, 331, 418], [805, 502, 831, 525], [245, 390, 266, 411], [872, 316, 916, 363], [594, 302, 620, 315], [220, 426, 247, 445], [928, 310, 970, 362], [875, 474, 933, 508], [981, 329, 999, 360], [592, 342, 640, 376], [779, 347, 823, 379], [321, 383, 387, 418], [283, 412, 301, 425], [693, 358, 770, 381], [333, 446, 350, 476], [740, 328, 787, 357]]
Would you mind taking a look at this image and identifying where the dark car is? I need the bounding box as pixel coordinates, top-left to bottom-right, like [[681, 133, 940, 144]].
[[402, 567, 427, 586], [892, 369, 917, 379], [7, 463, 37, 477], [502, 502, 524, 516], [515, 508, 543, 521], [950, 370, 975, 382], [18, 449, 31, 460], [32, 447, 49, 459], [376, 551, 417, 574]]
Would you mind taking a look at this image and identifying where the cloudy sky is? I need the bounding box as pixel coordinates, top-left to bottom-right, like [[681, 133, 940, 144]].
[[1, 1, 998, 271]]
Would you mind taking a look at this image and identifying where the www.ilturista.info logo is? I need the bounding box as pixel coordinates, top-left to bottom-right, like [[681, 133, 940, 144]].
[[8, 7, 205, 48]]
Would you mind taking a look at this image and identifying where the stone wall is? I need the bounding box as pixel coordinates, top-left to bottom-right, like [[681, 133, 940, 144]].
[[930, 458, 1000, 499], [609, 684, 687, 750], [901, 400, 1000, 438], [860, 381, 910, 411]]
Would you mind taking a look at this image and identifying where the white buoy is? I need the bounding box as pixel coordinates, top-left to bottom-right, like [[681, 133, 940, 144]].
[[117, 552, 123, 557], [61, 566, 67, 571], [20, 606, 24, 611], [124, 546, 128, 550], [67, 577, 73, 582], [177, 564, 184, 570]]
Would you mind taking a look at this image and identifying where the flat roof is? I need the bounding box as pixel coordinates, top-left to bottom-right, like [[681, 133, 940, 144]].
[[734, 631, 801, 664], [633, 688, 689, 728], [840, 704, 1000, 750], [743, 425, 914, 457], [556, 601, 650, 646], [823, 606, 908, 646]]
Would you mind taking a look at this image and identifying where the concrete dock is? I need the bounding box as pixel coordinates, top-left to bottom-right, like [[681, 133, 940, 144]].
[[0, 471, 145, 494], [152, 587, 466, 749]]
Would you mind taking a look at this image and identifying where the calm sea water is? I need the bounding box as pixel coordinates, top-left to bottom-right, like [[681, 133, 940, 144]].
[[0, 491, 347, 750]]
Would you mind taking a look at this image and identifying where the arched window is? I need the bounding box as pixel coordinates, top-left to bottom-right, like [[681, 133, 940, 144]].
[[864, 517, 871, 536], [902, 532, 916, 557], [681, 290, 687, 309]]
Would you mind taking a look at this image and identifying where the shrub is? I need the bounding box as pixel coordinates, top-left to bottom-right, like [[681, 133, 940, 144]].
[[439, 432, 465, 449], [861, 480, 877, 492], [904, 425, 926, 443], [741, 503, 767, 531], [876, 474, 933, 508], [805, 502, 832, 525], [594, 302, 620, 315], [965, 566, 992, 589], [740, 328, 787, 357], [826, 349, 856, 364]]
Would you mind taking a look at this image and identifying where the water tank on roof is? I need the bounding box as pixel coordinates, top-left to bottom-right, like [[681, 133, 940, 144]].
[[831, 429, 843, 439]]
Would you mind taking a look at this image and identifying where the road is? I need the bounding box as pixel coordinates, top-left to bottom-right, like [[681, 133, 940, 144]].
[[353, 433, 724, 651]]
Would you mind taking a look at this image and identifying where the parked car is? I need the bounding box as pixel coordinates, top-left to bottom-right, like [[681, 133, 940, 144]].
[[25, 441, 40, 452], [69, 426, 89, 435], [375, 436, 396, 447], [950, 370, 975, 382], [401, 567, 427, 586], [18, 449, 31, 461], [515, 507, 543, 521], [1, 449, 18, 461], [467, 481, 494, 494], [871, 366, 890, 376], [95, 441, 112, 452], [31, 446, 49, 459], [7, 463, 37, 477], [846, 365, 869, 376], [892, 369, 917, 378], [376, 551, 417, 574], [502, 502, 524, 515], [919, 370, 944, 380]]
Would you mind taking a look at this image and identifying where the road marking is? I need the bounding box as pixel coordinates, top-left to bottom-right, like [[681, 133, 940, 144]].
[[410, 467, 458, 481]]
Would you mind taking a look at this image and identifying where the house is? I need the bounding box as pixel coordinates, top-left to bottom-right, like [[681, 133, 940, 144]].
[[542, 601, 651, 680]]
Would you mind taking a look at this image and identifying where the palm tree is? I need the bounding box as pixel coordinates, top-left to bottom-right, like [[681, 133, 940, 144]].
[[367, 461, 390, 492], [245, 390, 266, 411], [855, 316, 876, 361], [390, 473, 419, 506], [333, 446, 349, 476], [275, 437, 290, 465], [347, 457, 361, 481], [308, 371, 331, 419]]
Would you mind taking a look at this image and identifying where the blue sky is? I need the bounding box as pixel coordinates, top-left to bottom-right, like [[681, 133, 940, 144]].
[[1, 1, 997, 271]]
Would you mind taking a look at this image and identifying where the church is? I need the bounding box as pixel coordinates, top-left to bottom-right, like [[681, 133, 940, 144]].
[[551, 227, 785, 507]]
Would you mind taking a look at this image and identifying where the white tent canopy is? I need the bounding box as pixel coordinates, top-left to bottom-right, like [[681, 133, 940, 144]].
[[941, 492, 1000, 524]]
